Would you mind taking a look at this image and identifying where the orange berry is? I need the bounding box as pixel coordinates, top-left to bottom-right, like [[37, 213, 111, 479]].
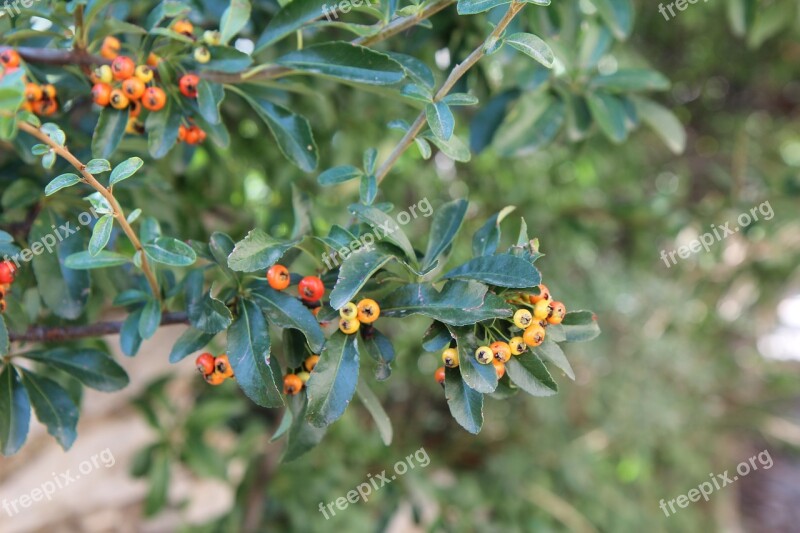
[[204, 371, 226, 386], [523, 323, 546, 347], [146, 52, 161, 68], [177, 124, 187, 142], [195, 353, 215, 375], [128, 98, 141, 118], [111, 55, 135, 80], [184, 128, 200, 145], [490, 341, 511, 363], [529, 284, 551, 304], [0, 49, 21, 68], [298, 276, 324, 301], [109, 89, 129, 109], [434, 366, 446, 385], [215, 354, 234, 379], [304, 355, 320, 372], [91, 83, 112, 106], [267, 264, 290, 290], [283, 374, 302, 395], [141, 86, 166, 111], [178, 73, 199, 98], [356, 299, 380, 324], [24, 83, 42, 102], [33, 99, 58, 116], [41, 84, 56, 99], [172, 19, 194, 37], [122, 77, 145, 100], [100, 36, 121, 60], [547, 301, 566, 325], [492, 359, 505, 379]]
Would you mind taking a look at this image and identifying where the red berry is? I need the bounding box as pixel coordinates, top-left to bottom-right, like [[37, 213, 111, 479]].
[[267, 264, 291, 290], [111, 56, 135, 80], [195, 353, 214, 375], [178, 73, 199, 98], [298, 276, 324, 301]]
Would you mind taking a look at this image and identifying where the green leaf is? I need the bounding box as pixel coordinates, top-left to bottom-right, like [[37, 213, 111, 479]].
[[590, 69, 670, 92], [448, 326, 498, 393], [255, 0, 329, 50], [20, 370, 78, 450], [359, 174, 377, 205], [250, 282, 326, 353], [457, 0, 511, 15], [282, 394, 326, 462], [88, 215, 114, 256], [357, 327, 395, 381], [228, 229, 299, 272], [169, 327, 216, 363], [443, 366, 483, 434], [423, 131, 472, 162], [30, 210, 90, 319], [381, 280, 512, 326], [561, 310, 601, 342], [493, 94, 565, 156], [469, 89, 520, 154], [422, 321, 451, 352], [92, 107, 128, 159], [443, 93, 479, 106], [443, 254, 540, 288], [209, 232, 237, 275], [0, 67, 25, 114], [505, 352, 558, 396], [318, 165, 363, 186], [329, 246, 394, 310], [21, 348, 129, 391], [64, 250, 129, 269], [306, 331, 359, 428], [356, 380, 392, 445], [109, 156, 144, 186], [144, 447, 170, 516], [473, 206, 515, 257], [587, 91, 628, 143], [592, 0, 634, 40], [0, 365, 30, 456], [200, 46, 253, 73], [227, 299, 284, 408], [276, 42, 406, 85], [0, 315, 8, 357], [422, 198, 468, 270], [188, 292, 233, 334], [425, 101, 454, 141], [143, 237, 197, 267], [348, 203, 416, 262], [534, 338, 574, 380], [120, 309, 143, 357], [238, 92, 318, 172], [146, 101, 181, 159], [197, 81, 225, 125], [505, 32, 555, 68], [85, 158, 111, 174], [139, 299, 162, 340], [44, 173, 82, 196], [632, 96, 686, 154], [220, 0, 251, 44]]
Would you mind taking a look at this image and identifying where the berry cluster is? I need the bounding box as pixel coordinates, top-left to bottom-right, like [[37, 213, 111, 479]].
[[178, 122, 206, 145], [195, 353, 234, 385], [337, 299, 380, 335], [168, 19, 221, 64], [283, 355, 319, 396], [266, 264, 325, 316], [1, 50, 58, 116], [433, 284, 567, 384], [90, 57, 165, 115], [0, 261, 18, 313]]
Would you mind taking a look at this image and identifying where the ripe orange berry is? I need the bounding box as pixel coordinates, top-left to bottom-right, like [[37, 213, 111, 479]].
[[490, 341, 511, 363], [304, 355, 320, 372], [492, 359, 505, 379], [339, 302, 358, 319], [100, 36, 121, 59], [204, 371, 226, 386], [184, 128, 200, 145], [356, 299, 380, 324], [134, 65, 154, 83], [111, 55, 135, 80], [122, 77, 145, 100], [339, 317, 360, 334], [298, 276, 324, 301], [146, 52, 161, 67], [509, 336, 527, 355], [33, 99, 58, 116], [0, 49, 21, 68], [530, 284, 551, 304], [91, 83, 112, 106], [547, 301, 566, 325], [172, 19, 194, 37], [141, 86, 166, 111], [109, 89, 129, 109], [434, 366, 446, 385], [442, 347, 459, 368], [24, 83, 42, 102], [475, 345, 493, 365], [523, 323, 546, 347], [178, 73, 199, 98], [267, 264, 290, 290], [215, 354, 234, 379], [513, 308, 533, 329], [42, 84, 56, 99], [178, 124, 187, 142], [533, 299, 551, 320], [195, 353, 215, 375], [197, 128, 206, 142], [283, 374, 302, 395]]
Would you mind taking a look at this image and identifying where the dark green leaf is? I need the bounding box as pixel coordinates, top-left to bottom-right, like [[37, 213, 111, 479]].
[[561, 310, 601, 342], [44, 173, 81, 196], [88, 215, 114, 256], [318, 165, 363, 186], [443, 254, 540, 288], [220, 0, 251, 44], [422, 198, 467, 270], [534, 338, 574, 380], [505, 32, 555, 68], [493, 94, 565, 156], [306, 331, 359, 427], [143, 237, 197, 267], [356, 380, 392, 445], [138, 299, 162, 340], [381, 280, 512, 325], [200, 46, 253, 73], [21, 370, 78, 450], [250, 282, 326, 353], [277, 42, 406, 85], [505, 352, 558, 396], [144, 447, 170, 516], [0, 365, 30, 456], [587, 91, 628, 143], [329, 246, 394, 310], [443, 366, 483, 434], [348, 203, 416, 261], [169, 327, 216, 363], [0, 315, 8, 356], [109, 156, 144, 186], [422, 321, 451, 352], [592, 0, 633, 40], [255, 0, 329, 50], [146, 101, 181, 159], [425, 101, 454, 141], [357, 327, 394, 381], [197, 80, 225, 125], [472, 206, 516, 257], [228, 229, 299, 272], [21, 348, 129, 391], [64, 250, 129, 269], [85, 159, 111, 174], [120, 308, 143, 357], [92, 107, 128, 159], [448, 326, 498, 393], [189, 292, 233, 334], [359, 173, 377, 205], [282, 394, 326, 462], [590, 69, 670, 92]]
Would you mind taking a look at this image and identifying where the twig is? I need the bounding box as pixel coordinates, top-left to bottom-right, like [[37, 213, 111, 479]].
[[375, 1, 525, 182], [9, 312, 189, 342], [0, 45, 107, 66], [16, 120, 161, 301]]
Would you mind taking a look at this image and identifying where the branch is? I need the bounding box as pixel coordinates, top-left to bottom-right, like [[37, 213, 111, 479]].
[[9, 312, 189, 342], [16, 121, 161, 301], [376, 1, 526, 183], [0, 45, 107, 66], [201, 0, 456, 83]]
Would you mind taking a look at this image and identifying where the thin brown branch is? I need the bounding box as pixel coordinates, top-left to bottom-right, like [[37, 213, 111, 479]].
[[375, 1, 526, 182], [0, 45, 107, 66], [9, 312, 189, 342], [16, 121, 161, 301]]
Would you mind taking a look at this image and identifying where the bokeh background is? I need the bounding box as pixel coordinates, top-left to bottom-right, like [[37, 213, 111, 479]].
[[2, 0, 800, 531]]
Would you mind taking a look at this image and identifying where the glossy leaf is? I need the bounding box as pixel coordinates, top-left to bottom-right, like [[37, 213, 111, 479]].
[[425, 101, 454, 141], [306, 331, 359, 428], [282, 394, 326, 462], [357, 327, 395, 381], [64, 250, 129, 269], [0, 365, 30, 456], [277, 42, 406, 85], [109, 156, 144, 186], [20, 348, 129, 391], [228, 229, 299, 272], [169, 327, 216, 363], [250, 282, 326, 353], [220, 0, 251, 44], [44, 173, 81, 196], [356, 380, 392, 445], [318, 165, 363, 186], [449, 326, 498, 393], [534, 338, 574, 380], [143, 237, 197, 267], [587, 91, 628, 143], [505, 352, 558, 396], [21, 370, 78, 450], [561, 310, 601, 342], [255, 0, 329, 50], [505, 32, 555, 68], [443, 253, 540, 288], [348, 203, 416, 262], [381, 280, 512, 325], [88, 215, 113, 256], [443, 366, 483, 434], [92, 107, 128, 159], [329, 246, 394, 310], [422, 198, 468, 270]]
